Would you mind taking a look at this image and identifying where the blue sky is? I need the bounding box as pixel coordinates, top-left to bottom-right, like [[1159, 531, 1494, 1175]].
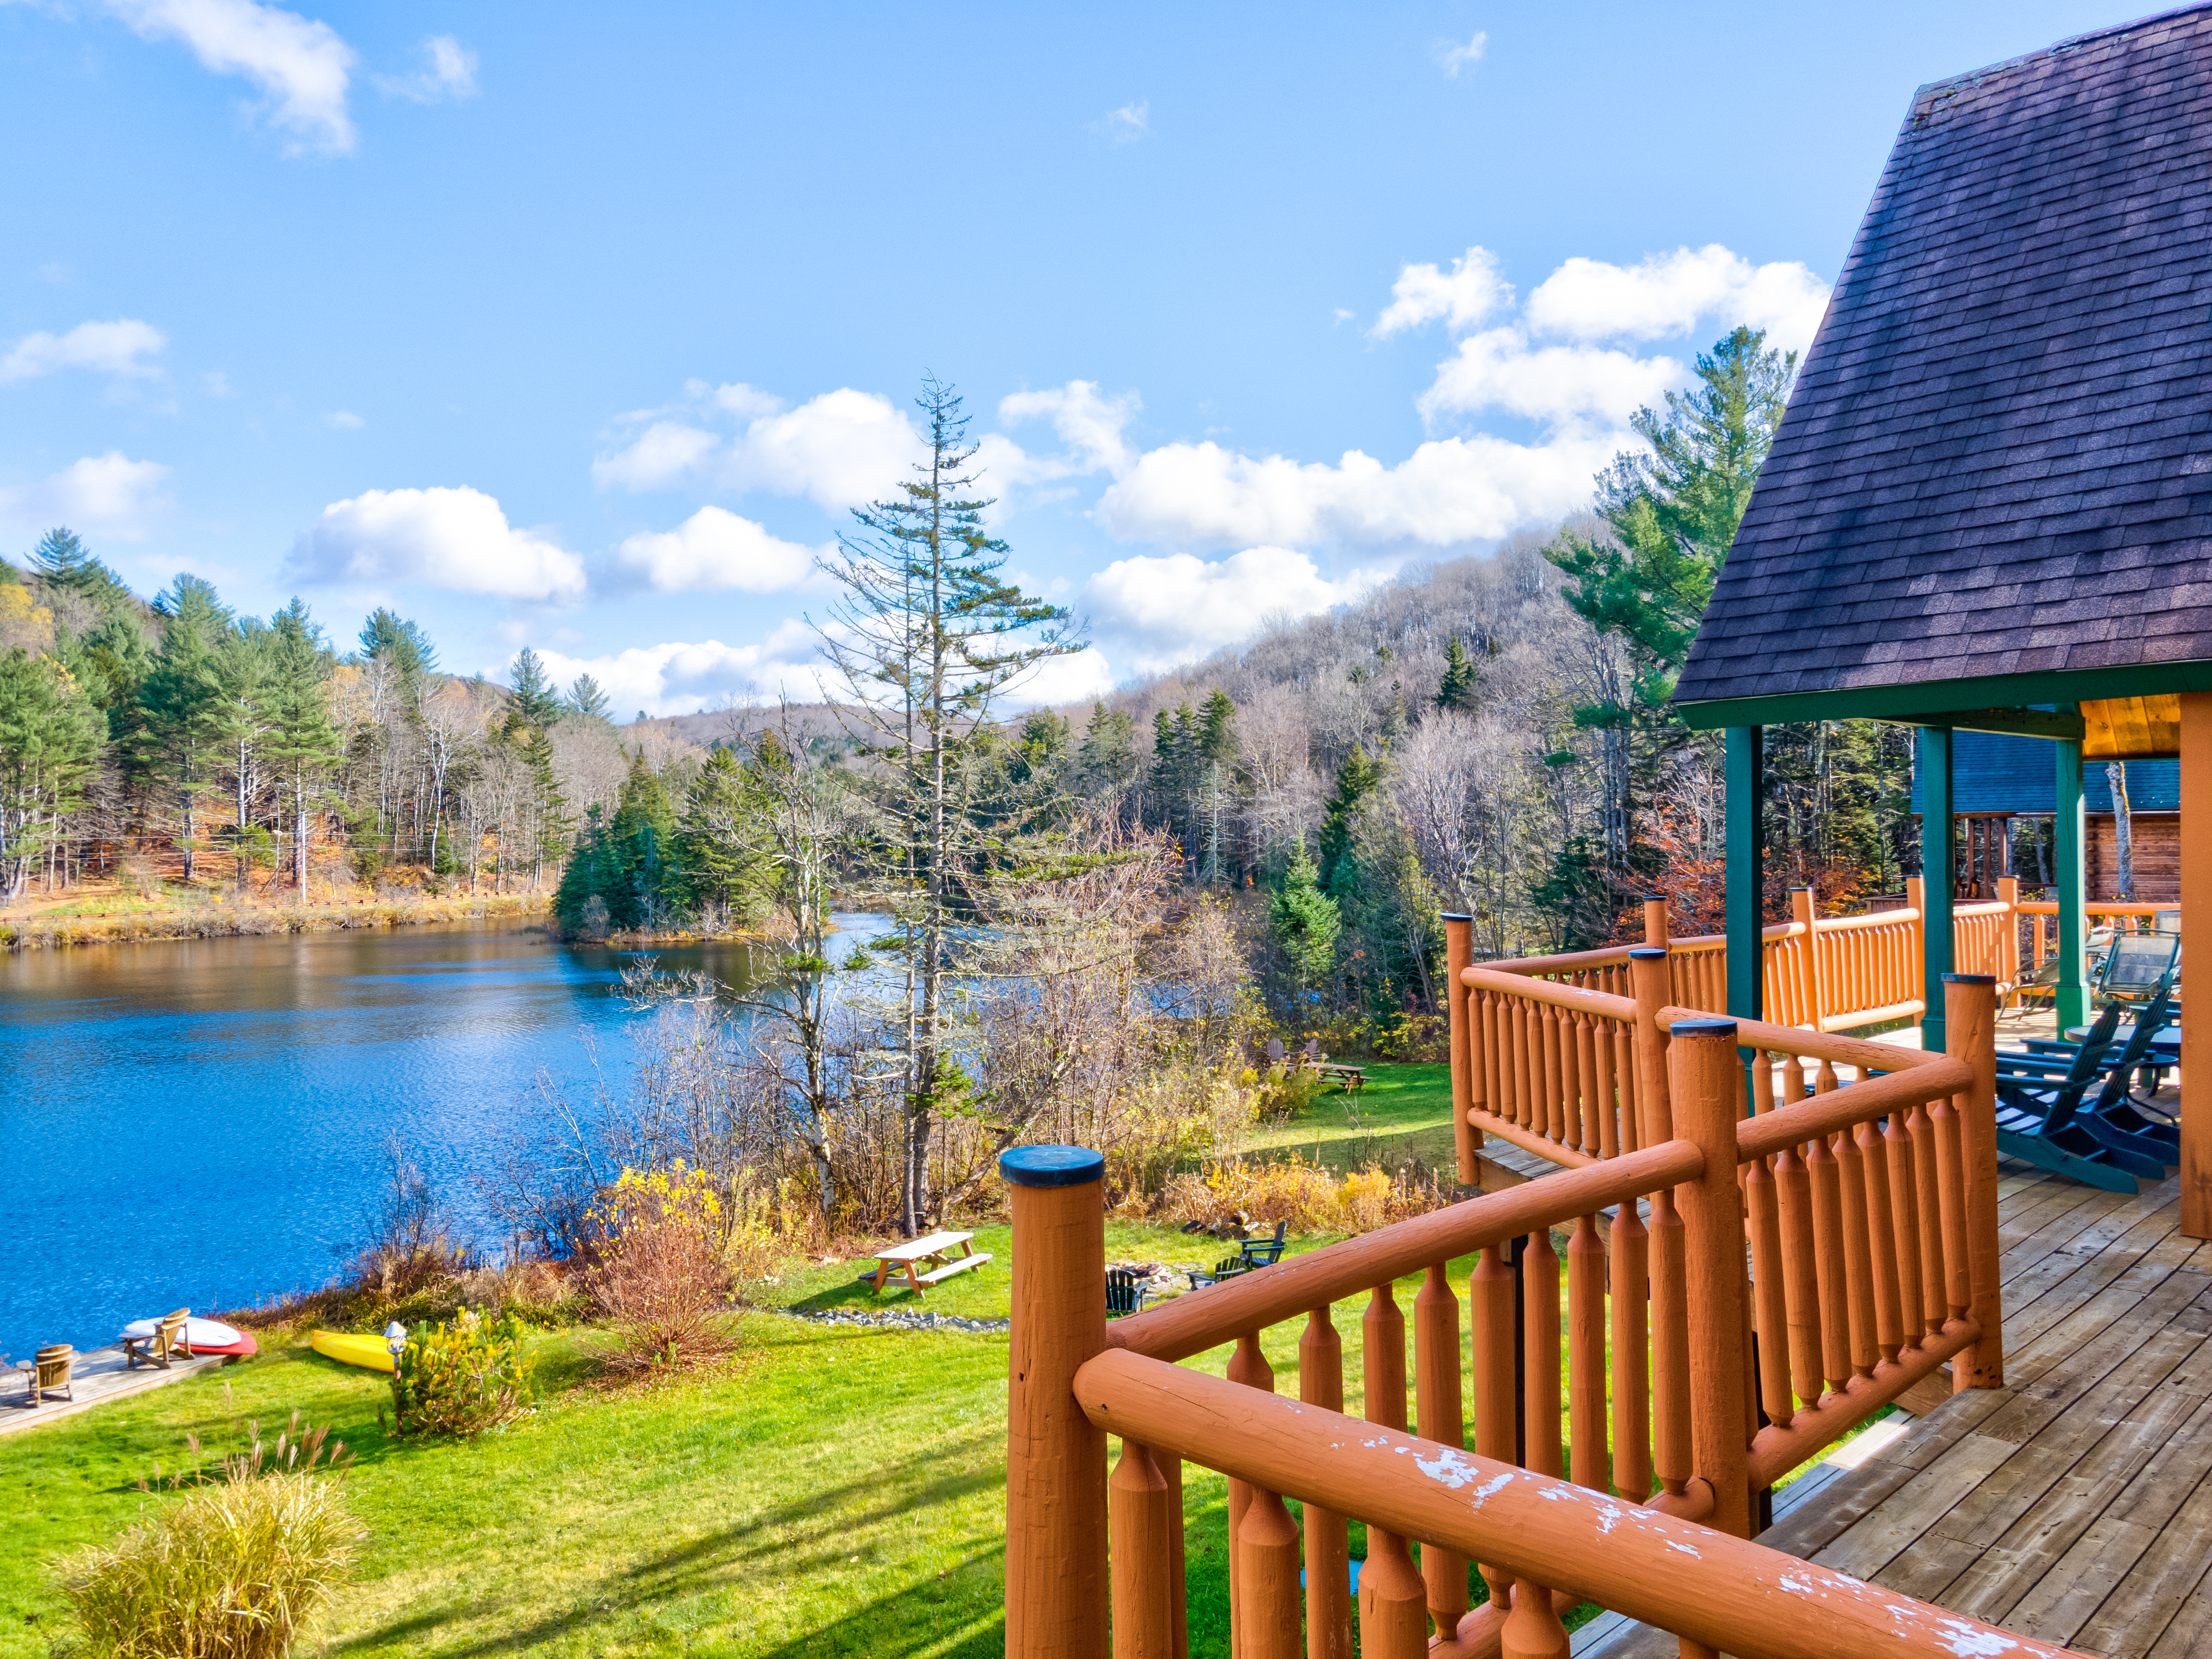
[[0, 0, 2144, 714]]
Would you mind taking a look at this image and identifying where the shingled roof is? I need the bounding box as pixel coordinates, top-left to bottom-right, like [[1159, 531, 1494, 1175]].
[[1674, 6, 2212, 715], [1907, 732, 2180, 813]]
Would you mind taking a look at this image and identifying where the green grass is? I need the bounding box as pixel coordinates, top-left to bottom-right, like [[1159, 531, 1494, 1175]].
[[1237, 1063, 1459, 1174]]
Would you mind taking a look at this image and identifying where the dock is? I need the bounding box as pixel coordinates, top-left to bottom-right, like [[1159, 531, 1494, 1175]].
[[2, 1344, 234, 1438]]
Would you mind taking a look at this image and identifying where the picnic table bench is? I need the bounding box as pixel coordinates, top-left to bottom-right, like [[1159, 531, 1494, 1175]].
[[1316, 1061, 1366, 1090], [860, 1230, 992, 1296]]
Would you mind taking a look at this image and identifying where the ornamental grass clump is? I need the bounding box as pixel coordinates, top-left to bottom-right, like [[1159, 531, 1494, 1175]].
[[64, 1415, 364, 1658], [392, 1307, 535, 1437]]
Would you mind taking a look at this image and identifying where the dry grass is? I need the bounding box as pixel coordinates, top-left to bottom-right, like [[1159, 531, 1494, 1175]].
[[0, 893, 550, 951]]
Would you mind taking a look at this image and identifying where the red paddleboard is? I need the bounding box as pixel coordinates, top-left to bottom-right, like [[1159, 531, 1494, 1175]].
[[118, 1317, 258, 1357]]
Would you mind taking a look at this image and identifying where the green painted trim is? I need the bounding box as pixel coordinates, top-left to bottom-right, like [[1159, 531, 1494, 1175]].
[[2055, 740, 2088, 1029], [1674, 659, 2212, 730], [1726, 726, 1764, 1023], [1901, 706, 2086, 741], [1918, 726, 1954, 1054]]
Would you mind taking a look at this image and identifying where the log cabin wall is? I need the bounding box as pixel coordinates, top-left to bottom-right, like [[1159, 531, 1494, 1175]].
[[2088, 813, 2181, 902]]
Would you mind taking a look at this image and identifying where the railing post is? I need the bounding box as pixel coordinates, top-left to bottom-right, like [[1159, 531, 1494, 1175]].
[[1299, 1309, 1352, 1659], [1996, 875, 2021, 995], [1643, 893, 1669, 946], [1360, 1284, 1427, 1657], [1415, 1264, 1469, 1634], [1445, 913, 1479, 1182], [1945, 975, 2003, 1391], [1111, 1440, 1175, 1659], [1227, 1333, 1274, 1656], [1668, 1018, 1754, 1538], [1791, 886, 1823, 1028], [1004, 1145, 1109, 1659], [1628, 948, 1672, 1144], [1905, 874, 1927, 1023]]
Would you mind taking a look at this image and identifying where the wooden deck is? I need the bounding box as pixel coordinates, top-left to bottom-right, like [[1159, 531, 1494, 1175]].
[[1586, 1159, 2212, 1659], [0, 1344, 232, 1438]]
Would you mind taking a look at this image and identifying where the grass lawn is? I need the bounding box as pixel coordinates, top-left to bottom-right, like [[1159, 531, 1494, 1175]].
[[1238, 1063, 1459, 1176]]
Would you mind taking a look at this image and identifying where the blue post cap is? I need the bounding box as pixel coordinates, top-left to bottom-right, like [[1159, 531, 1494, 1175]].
[[1670, 1017, 1740, 1038], [1439, 911, 1474, 922], [1630, 946, 1669, 959], [1000, 1145, 1105, 1187], [1942, 972, 1997, 985]]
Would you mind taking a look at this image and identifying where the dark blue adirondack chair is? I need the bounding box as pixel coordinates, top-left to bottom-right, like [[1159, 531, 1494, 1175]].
[[1992, 1006, 2161, 1192], [1240, 1220, 1289, 1268], [1106, 1268, 1151, 1317], [1186, 1256, 1249, 1292], [2074, 982, 2181, 1168]]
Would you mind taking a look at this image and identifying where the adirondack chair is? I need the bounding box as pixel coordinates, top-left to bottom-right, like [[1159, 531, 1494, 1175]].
[[2074, 981, 2184, 1165], [1240, 1220, 1289, 1268], [1185, 1255, 1249, 1292], [1993, 1006, 2163, 1192], [1265, 1037, 1288, 1067], [1106, 1268, 1152, 1317], [12, 1344, 75, 1406], [123, 1308, 191, 1370]]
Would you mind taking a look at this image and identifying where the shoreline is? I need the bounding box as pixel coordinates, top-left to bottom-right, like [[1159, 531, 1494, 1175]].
[[0, 892, 555, 952]]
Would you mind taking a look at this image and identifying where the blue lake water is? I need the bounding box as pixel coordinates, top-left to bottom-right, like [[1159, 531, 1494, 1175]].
[[0, 916, 883, 1361]]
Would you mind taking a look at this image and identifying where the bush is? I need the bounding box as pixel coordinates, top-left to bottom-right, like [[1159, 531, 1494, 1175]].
[[64, 1429, 363, 1658], [392, 1307, 534, 1437], [586, 1163, 736, 1372], [1152, 1152, 1451, 1235]]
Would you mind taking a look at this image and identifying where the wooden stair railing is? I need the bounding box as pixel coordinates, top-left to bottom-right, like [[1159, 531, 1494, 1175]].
[[1002, 978, 2013, 1659]]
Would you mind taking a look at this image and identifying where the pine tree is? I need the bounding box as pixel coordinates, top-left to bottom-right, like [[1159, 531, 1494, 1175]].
[[214, 622, 277, 893], [1075, 701, 1140, 807], [1316, 741, 1383, 898], [0, 649, 106, 902], [359, 609, 439, 679], [263, 599, 343, 893], [503, 647, 565, 737], [1437, 636, 1481, 711], [566, 673, 613, 721], [1270, 843, 1341, 1013], [817, 376, 1082, 1235], [133, 576, 235, 884], [679, 745, 771, 920]]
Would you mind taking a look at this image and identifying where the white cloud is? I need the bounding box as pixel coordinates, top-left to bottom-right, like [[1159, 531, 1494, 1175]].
[[0, 319, 168, 383], [1434, 31, 1486, 76], [612, 506, 824, 594], [0, 451, 173, 540], [1526, 245, 1830, 352], [323, 409, 363, 429], [203, 370, 235, 397], [1416, 329, 1682, 427], [592, 385, 923, 509], [1004, 646, 1116, 706], [288, 486, 585, 600], [374, 34, 476, 102], [105, 0, 357, 156], [1095, 428, 1620, 551], [1084, 547, 1383, 673], [526, 619, 824, 717], [997, 381, 1141, 478], [1372, 248, 1511, 340], [1097, 100, 1151, 143]]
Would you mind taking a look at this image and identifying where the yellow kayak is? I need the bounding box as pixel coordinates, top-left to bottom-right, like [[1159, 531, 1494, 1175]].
[[310, 1330, 396, 1372]]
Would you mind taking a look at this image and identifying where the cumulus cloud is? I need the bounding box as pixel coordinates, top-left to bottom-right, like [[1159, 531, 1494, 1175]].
[[592, 385, 923, 510], [612, 506, 825, 594], [1434, 31, 1486, 76], [1526, 245, 1830, 352], [1085, 547, 1383, 674], [374, 34, 476, 102], [1095, 429, 1621, 551], [1372, 248, 1511, 340], [105, 0, 357, 155], [1096, 100, 1151, 143], [323, 409, 363, 429], [0, 451, 173, 540], [526, 620, 824, 717], [1416, 329, 1682, 427], [996, 381, 1141, 478], [1, 319, 168, 383], [288, 486, 585, 600]]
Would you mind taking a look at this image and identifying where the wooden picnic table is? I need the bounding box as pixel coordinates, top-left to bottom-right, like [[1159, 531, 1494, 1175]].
[[1316, 1062, 1366, 1090], [862, 1229, 992, 1296]]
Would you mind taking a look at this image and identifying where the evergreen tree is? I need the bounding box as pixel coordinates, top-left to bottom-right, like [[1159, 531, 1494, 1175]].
[[1269, 844, 1341, 1013], [29, 527, 134, 613], [566, 672, 613, 721], [263, 599, 343, 893], [1075, 701, 1140, 803], [679, 745, 771, 920], [1437, 636, 1481, 711], [214, 622, 278, 893], [610, 749, 682, 927], [817, 375, 1081, 1235], [359, 609, 440, 679], [0, 648, 106, 902], [133, 576, 235, 883], [503, 647, 565, 736], [1316, 741, 1383, 897]]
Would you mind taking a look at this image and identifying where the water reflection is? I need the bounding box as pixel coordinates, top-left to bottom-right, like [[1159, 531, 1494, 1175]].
[[0, 915, 884, 1358]]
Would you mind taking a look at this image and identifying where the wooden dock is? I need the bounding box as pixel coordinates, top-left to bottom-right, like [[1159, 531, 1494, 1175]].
[[1587, 1159, 2212, 1658], [1, 1344, 232, 1438]]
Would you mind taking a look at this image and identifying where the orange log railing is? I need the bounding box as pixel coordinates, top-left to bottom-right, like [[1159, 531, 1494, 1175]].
[[1004, 971, 2030, 1659]]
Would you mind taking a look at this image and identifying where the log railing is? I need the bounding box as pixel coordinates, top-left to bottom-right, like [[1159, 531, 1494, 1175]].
[[1004, 970, 2026, 1659]]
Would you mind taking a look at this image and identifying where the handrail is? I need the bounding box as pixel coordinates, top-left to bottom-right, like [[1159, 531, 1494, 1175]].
[[1658, 1005, 1964, 1076], [1105, 1138, 1703, 1364], [1734, 1062, 1970, 1162], [1074, 1349, 2086, 1659], [1464, 964, 1635, 1018]]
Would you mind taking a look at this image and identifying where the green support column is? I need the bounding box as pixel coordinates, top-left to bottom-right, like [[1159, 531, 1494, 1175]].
[[2055, 732, 2088, 1030], [1919, 725, 1955, 1054], [1726, 726, 1764, 1024]]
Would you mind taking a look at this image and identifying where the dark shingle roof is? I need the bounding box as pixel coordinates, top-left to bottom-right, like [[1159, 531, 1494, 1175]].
[[1675, 7, 2212, 709], [1907, 731, 2180, 813]]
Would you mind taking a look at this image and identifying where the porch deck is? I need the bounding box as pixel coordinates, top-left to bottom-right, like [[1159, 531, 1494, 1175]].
[[1591, 1161, 2212, 1658]]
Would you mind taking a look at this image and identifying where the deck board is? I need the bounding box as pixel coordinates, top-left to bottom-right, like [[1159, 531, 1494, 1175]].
[[1582, 1156, 2212, 1659]]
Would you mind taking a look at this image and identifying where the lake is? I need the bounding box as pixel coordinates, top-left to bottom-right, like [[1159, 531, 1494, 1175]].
[[0, 916, 884, 1361]]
